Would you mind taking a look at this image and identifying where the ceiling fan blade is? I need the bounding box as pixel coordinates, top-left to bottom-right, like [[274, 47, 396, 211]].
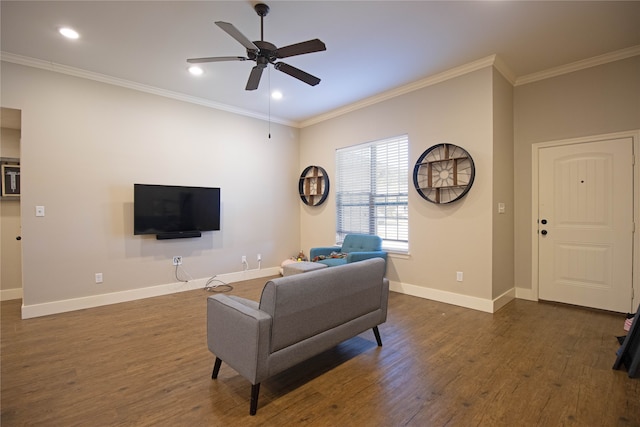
[[215, 21, 259, 52], [187, 56, 248, 64], [276, 39, 326, 59], [245, 65, 266, 91], [274, 62, 321, 86]]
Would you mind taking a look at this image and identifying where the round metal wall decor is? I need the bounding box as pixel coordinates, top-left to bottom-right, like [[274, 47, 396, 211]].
[[299, 165, 329, 206], [413, 143, 475, 204]]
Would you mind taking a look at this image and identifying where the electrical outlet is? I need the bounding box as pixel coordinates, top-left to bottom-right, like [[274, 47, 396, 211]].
[[257, 253, 262, 262], [95, 273, 103, 284], [173, 256, 182, 266], [242, 255, 247, 264], [456, 271, 463, 282]]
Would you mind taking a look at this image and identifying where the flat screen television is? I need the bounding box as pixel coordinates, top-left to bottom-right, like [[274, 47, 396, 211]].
[[134, 184, 220, 239]]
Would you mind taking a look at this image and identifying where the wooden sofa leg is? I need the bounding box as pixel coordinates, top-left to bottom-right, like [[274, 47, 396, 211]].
[[212, 357, 222, 379], [250, 383, 260, 415], [373, 326, 382, 346]]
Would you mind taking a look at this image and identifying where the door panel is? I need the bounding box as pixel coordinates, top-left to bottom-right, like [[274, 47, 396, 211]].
[[538, 138, 633, 313]]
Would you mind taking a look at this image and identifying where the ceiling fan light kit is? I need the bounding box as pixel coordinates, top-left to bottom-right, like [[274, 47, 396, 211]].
[[187, 3, 326, 91]]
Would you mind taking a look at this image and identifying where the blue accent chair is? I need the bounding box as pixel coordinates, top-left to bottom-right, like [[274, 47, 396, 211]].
[[310, 234, 387, 267]]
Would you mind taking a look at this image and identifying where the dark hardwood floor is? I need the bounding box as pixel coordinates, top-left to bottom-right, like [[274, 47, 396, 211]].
[[2, 277, 639, 426]]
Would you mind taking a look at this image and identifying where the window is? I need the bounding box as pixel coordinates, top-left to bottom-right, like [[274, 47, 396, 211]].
[[336, 135, 409, 252]]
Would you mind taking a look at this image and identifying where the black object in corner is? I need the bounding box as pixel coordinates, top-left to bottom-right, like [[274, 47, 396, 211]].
[[613, 304, 640, 378]]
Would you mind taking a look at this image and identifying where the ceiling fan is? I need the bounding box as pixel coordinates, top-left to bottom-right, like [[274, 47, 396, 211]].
[[187, 3, 326, 91]]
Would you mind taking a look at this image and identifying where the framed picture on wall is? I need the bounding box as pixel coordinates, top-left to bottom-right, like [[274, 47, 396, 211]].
[[1, 164, 20, 197]]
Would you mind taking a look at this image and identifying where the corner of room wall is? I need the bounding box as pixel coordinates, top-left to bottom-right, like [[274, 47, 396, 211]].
[[300, 64, 499, 311], [491, 68, 515, 301], [1, 60, 303, 317]]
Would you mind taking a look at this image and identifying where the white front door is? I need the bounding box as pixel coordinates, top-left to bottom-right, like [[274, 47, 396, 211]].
[[538, 137, 634, 313]]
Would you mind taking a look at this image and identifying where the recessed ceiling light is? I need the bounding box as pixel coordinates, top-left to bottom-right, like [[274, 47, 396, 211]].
[[59, 27, 79, 39], [188, 66, 204, 76], [271, 91, 283, 100]]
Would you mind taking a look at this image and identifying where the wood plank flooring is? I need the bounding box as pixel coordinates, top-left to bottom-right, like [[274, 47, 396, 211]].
[[2, 278, 639, 426]]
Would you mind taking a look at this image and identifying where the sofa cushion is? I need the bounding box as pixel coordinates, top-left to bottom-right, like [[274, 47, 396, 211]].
[[315, 258, 347, 267]]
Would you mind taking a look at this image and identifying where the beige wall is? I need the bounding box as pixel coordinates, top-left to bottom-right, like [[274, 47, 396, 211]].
[[514, 56, 640, 293], [491, 69, 515, 299], [1, 126, 22, 294], [299, 67, 498, 304], [0, 127, 20, 157], [1, 61, 301, 313]]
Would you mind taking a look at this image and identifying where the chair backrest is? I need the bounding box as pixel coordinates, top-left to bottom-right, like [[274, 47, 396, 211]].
[[341, 234, 382, 252]]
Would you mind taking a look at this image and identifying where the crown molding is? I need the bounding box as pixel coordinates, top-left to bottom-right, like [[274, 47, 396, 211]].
[[0, 51, 296, 127], [515, 45, 640, 86], [300, 55, 500, 128], [5, 45, 637, 129], [493, 55, 517, 85], [301, 45, 639, 127], [0, 51, 511, 129]]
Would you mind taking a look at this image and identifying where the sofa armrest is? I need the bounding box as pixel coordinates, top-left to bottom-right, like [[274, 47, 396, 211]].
[[227, 295, 259, 310], [310, 246, 341, 259], [346, 251, 387, 263], [207, 295, 272, 384]]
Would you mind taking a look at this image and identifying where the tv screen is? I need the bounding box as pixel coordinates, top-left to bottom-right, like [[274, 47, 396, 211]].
[[134, 184, 220, 237]]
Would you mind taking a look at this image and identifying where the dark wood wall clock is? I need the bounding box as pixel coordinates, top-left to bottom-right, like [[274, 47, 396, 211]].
[[299, 165, 329, 206], [413, 143, 475, 204]]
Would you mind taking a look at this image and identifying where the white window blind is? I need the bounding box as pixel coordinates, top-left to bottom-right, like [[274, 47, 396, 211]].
[[336, 135, 409, 252]]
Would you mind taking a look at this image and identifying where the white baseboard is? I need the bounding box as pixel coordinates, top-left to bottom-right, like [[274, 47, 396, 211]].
[[19, 270, 525, 319], [493, 288, 516, 312], [389, 281, 516, 313], [216, 267, 281, 284], [515, 287, 537, 301], [21, 267, 280, 319], [1, 287, 23, 301]]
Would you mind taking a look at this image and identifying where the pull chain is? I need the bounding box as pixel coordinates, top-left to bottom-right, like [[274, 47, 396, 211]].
[[268, 66, 271, 139]]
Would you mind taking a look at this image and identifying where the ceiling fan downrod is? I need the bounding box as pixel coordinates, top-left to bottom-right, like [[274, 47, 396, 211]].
[[254, 3, 270, 42]]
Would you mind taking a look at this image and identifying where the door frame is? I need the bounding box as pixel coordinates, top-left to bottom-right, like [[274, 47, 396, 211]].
[[531, 130, 640, 312]]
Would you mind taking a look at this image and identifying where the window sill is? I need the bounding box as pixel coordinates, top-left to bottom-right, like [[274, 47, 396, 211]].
[[386, 250, 410, 260]]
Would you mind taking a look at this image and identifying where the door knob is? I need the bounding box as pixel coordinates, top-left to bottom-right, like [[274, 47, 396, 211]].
[[541, 230, 548, 235], [541, 219, 547, 224], [16, 236, 21, 240]]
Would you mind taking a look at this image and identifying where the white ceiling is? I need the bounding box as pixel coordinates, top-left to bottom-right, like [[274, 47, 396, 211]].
[[1, 1, 639, 127]]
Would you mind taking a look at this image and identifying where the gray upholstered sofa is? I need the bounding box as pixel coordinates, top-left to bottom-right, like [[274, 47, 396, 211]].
[[206, 257, 389, 415]]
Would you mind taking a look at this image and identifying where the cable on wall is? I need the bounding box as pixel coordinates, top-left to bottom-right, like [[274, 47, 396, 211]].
[[174, 264, 191, 283]]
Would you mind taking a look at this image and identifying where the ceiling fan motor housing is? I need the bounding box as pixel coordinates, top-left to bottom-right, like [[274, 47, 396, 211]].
[[249, 41, 278, 63], [254, 3, 270, 17]]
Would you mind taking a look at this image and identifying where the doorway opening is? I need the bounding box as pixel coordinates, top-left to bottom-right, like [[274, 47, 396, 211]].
[[1, 107, 22, 301]]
